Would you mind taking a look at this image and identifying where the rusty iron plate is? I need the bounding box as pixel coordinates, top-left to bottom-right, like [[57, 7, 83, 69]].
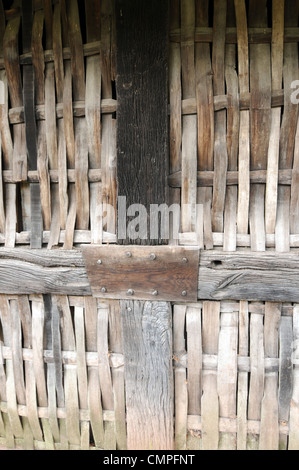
[[82, 245, 200, 302]]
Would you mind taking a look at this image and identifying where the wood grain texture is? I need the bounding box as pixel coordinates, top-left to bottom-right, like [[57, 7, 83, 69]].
[[120, 300, 173, 450], [1, 249, 299, 303], [115, 0, 169, 244], [82, 245, 200, 302]]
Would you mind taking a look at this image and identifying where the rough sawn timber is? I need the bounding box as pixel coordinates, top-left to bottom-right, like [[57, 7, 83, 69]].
[[1, 249, 299, 303]]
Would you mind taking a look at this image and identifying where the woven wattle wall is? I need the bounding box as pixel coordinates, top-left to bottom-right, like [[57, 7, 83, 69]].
[[0, 0, 299, 451]]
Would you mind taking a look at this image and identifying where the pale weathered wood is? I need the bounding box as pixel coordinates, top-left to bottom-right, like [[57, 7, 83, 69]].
[[121, 300, 174, 450], [211, 0, 227, 233], [217, 310, 238, 449], [1, 249, 299, 302], [186, 306, 202, 416], [237, 300, 249, 449], [259, 302, 280, 450], [289, 306, 299, 449], [169, 0, 181, 174], [249, 0, 271, 252], [278, 314, 293, 449], [201, 301, 219, 450], [265, 0, 284, 235], [173, 304, 188, 450], [247, 311, 264, 449], [108, 301, 127, 450]]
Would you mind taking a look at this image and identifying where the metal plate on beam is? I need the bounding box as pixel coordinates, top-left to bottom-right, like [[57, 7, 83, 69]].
[[82, 245, 200, 302]]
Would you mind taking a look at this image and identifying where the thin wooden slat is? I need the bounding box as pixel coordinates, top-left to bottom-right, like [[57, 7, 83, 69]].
[[217, 310, 238, 449], [83, 296, 104, 449], [276, 0, 299, 253], [32, 10, 51, 233], [58, 295, 80, 447], [3, 0, 27, 183], [278, 315, 293, 449], [66, 0, 89, 232], [249, 0, 271, 252], [169, 0, 181, 175], [10, 299, 33, 449], [195, 0, 213, 249], [17, 295, 43, 442], [211, 0, 227, 233], [45, 59, 60, 249], [61, 2, 76, 249], [2, 2, 21, 248], [237, 300, 249, 450], [0, 6, 10, 235], [181, 0, 197, 234], [265, 0, 284, 235], [53, 3, 68, 231], [289, 305, 299, 449], [0, 295, 24, 444], [186, 306, 202, 417], [247, 311, 264, 449], [223, 2, 238, 252], [43, 295, 61, 444], [259, 302, 281, 450], [108, 301, 127, 450], [173, 304, 188, 450], [22, 0, 43, 249], [74, 306, 90, 450], [31, 295, 55, 449], [201, 301, 219, 450], [97, 307, 114, 411], [196, 0, 214, 173], [290, 111, 299, 234], [85, 0, 102, 244]]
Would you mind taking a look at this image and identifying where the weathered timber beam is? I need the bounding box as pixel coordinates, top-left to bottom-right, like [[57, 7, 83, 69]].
[[170, 26, 299, 44], [198, 251, 299, 302], [0, 248, 91, 296], [1, 249, 299, 303]]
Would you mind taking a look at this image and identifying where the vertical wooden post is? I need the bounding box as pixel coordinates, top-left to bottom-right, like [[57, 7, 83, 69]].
[[115, 0, 173, 450]]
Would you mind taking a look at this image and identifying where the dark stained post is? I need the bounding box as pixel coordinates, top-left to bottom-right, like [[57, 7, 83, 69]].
[[116, 0, 169, 246], [115, 0, 174, 450]]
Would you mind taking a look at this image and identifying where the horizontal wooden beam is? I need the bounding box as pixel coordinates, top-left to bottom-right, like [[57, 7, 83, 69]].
[[0, 248, 299, 302], [170, 26, 299, 44], [198, 251, 299, 302]]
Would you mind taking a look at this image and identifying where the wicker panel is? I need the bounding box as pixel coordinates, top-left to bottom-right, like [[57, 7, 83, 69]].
[[174, 301, 299, 450], [169, 0, 299, 252], [0, 0, 116, 249], [0, 295, 126, 450], [0, 299, 298, 450]]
